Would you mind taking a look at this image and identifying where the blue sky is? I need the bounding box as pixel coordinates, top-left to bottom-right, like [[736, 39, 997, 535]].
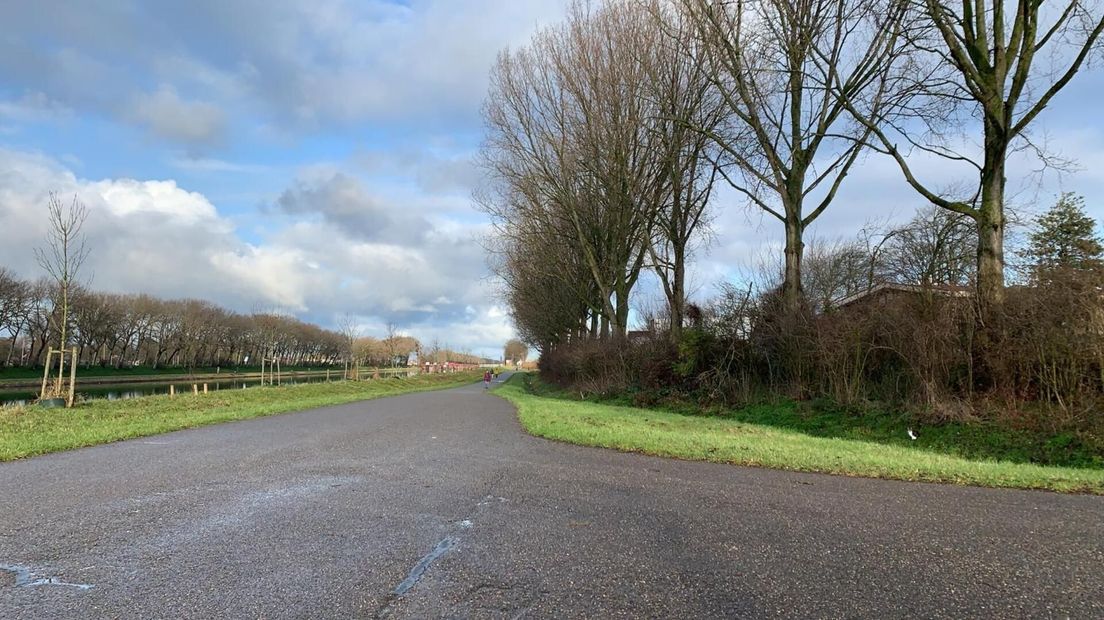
[[1, 0, 1103, 357]]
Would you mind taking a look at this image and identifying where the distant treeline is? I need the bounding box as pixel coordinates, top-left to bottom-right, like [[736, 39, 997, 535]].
[[0, 272, 344, 369], [0, 271, 487, 370]]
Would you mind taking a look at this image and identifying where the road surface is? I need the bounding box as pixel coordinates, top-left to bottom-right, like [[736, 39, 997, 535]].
[[1, 375, 1101, 618]]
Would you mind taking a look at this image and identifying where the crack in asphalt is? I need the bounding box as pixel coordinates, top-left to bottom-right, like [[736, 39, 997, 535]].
[[374, 494, 509, 618], [393, 536, 459, 597]]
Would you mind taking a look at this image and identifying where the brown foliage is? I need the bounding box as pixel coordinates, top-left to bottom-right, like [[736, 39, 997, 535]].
[[541, 269, 1104, 435]]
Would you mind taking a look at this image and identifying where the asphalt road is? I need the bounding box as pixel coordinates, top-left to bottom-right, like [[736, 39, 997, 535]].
[[1, 375, 1101, 619]]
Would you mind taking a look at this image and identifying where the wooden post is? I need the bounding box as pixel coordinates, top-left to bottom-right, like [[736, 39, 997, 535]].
[[326, 369, 330, 382], [203, 383, 208, 394], [55, 346, 65, 399], [39, 349, 53, 400], [170, 385, 175, 398], [66, 347, 77, 408], [193, 384, 198, 395]]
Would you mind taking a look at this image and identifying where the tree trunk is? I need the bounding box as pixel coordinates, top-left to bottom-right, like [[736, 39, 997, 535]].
[[669, 241, 686, 343], [5, 328, 20, 366], [615, 287, 630, 340], [976, 127, 1007, 315], [781, 215, 805, 316]]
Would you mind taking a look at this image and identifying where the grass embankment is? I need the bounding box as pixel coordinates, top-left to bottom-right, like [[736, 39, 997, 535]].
[[496, 375, 1104, 494], [0, 372, 480, 461]]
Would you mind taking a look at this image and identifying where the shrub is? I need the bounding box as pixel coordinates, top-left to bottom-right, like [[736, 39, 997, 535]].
[[536, 269, 1104, 440]]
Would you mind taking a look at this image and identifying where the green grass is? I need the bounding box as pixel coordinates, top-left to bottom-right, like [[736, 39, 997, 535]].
[[545, 386, 1103, 470], [496, 375, 1104, 494], [0, 372, 480, 461]]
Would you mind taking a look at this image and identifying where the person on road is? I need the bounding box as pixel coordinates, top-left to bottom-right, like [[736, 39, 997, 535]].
[[483, 370, 492, 390]]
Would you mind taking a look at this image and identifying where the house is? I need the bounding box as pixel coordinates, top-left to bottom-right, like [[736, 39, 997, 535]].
[[834, 282, 973, 311]]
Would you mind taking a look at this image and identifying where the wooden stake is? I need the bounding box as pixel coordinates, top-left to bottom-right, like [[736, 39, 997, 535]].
[[39, 349, 53, 400], [170, 385, 175, 398], [203, 383, 208, 394], [66, 347, 77, 408], [193, 384, 198, 395]]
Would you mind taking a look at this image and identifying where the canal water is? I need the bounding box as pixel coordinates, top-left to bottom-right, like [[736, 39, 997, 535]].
[[0, 374, 335, 407]]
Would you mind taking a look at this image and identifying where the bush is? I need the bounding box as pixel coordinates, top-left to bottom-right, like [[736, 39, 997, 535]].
[[536, 269, 1104, 442]]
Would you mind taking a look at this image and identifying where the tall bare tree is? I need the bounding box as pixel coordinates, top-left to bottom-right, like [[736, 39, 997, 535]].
[[643, 0, 724, 340], [674, 0, 910, 315], [839, 0, 1104, 312], [337, 313, 361, 373], [35, 192, 90, 395], [481, 1, 673, 339]]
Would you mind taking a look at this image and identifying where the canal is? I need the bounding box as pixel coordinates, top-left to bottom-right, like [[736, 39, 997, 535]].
[[0, 374, 338, 407]]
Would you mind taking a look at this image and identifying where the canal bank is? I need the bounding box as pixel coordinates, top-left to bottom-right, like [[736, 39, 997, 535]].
[[0, 367, 420, 406]]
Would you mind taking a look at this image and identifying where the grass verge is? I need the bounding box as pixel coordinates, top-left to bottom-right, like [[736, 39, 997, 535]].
[[0, 372, 480, 461], [496, 375, 1104, 494]]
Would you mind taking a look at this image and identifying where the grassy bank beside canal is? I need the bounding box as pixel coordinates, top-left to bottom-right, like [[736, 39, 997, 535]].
[[0, 372, 480, 461], [0, 365, 388, 388]]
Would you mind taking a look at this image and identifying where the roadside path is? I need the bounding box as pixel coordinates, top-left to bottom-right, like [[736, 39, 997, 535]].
[[1, 375, 1100, 618]]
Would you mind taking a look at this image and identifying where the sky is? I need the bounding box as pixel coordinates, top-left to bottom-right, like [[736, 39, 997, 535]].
[[1, 1, 1103, 358]]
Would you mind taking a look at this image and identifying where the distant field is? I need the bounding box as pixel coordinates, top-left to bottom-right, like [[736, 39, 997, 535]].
[[496, 375, 1104, 494], [0, 371, 480, 461]]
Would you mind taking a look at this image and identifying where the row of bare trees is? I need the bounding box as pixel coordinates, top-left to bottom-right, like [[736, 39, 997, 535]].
[[0, 271, 349, 370], [481, 0, 1103, 351], [350, 335, 421, 368]]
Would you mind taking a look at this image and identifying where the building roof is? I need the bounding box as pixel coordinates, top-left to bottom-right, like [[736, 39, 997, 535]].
[[835, 282, 973, 309]]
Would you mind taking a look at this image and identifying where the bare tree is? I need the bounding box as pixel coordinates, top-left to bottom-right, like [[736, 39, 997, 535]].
[[643, 0, 724, 341], [34, 192, 90, 397], [337, 313, 361, 374], [673, 0, 910, 315], [503, 338, 529, 364], [481, 1, 672, 339], [383, 321, 400, 367], [0, 268, 33, 366], [803, 238, 872, 312], [882, 206, 977, 287], [838, 0, 1104, 312]]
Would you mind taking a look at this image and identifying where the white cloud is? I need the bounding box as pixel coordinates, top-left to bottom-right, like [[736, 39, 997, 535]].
[[89, 178, 222, 224], [208, 245, 325, 312], [0, 148, 513, 356]]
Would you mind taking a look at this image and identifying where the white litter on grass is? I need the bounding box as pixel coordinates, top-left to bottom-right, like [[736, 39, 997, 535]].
[[907, 429, 918, 441]]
